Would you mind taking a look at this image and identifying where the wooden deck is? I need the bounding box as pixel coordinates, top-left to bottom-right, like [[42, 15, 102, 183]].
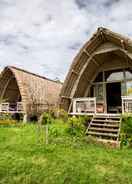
[[0, 102, 24, 114], [70, 97, 132, 115], [69, 112, 121, 117]]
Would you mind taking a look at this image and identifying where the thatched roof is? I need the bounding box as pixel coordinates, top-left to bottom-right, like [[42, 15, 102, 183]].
[[0, 66, 62, 114], [59, 27, 132, 111]]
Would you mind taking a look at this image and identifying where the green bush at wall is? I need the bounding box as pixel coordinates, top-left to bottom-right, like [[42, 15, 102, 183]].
[[121, 114, 132, 147], [0, 113, 18, 126], [40, 112, 53, 125], [66, 116, 86, 136], [0, 119, 17, 126], [39, 110, 91, 137]]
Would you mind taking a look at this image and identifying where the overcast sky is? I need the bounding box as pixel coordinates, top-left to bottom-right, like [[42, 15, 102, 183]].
[[0, 0, 132, 81]]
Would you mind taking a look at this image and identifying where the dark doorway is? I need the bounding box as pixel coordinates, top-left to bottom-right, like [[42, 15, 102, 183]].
[[106, 82, 121, 113]]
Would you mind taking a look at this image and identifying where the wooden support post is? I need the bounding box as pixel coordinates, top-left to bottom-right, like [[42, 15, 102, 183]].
[[94, 97, 96, 114], [122, 97, 124, 114], [73, 99, 77, 113], [103, 71, 107, 113], [38, 114, 43, 124], [68, 99, 73, 114], [23, 114, 28, 123], [45, 125, 48, 145]]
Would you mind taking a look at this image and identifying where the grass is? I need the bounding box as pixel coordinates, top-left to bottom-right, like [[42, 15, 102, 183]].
[[0, 123, 132, 184]]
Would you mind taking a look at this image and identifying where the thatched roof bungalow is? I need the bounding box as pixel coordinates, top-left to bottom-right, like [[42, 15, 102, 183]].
[[0, 66, 62, 119], [60, 27, 132, 114]]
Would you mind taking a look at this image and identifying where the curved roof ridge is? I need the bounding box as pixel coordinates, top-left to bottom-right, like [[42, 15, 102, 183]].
[[98, 27, 130, 41], [6, 66, 62, 84]]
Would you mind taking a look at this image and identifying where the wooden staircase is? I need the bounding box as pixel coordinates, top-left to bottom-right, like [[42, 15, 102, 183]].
[[86, 114, 121, 147]]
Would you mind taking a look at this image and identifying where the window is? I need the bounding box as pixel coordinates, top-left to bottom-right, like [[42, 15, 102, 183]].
[[125, 70, 132, 80], [105, 71, 124, 82], [121, 82, 126, 96], [126, 81, 132, 96], [94, 84, 103, 101]]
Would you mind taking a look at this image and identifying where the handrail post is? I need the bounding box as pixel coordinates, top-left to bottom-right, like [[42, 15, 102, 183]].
[[122, 96, 132, 114], [73, 99, 76, 113], [95, 97, 96, 114]]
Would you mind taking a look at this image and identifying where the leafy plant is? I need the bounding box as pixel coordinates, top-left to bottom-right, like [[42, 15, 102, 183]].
[[40, 112, 53, 125], [50, 108, 68, 122], [66, 116, 86, 136], [0, 119, 17, 126], [0, 113, 20, 127], [121, 115, 132, 147], [49, 123, 67, 137], [0, 113, 12, 120], [78, 115, 92, 127], [58, 109, 68, 122]]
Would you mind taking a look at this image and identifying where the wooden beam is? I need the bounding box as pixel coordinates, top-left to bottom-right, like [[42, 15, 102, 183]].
[[61, 96, 71, 99], [68, 100, 73, 114], [120, 41, 130, 67], [1, 76, 14, 100], [83, 73, 93, 84], [84, 70, 100, 97], [92, 57, 100, 67], [120, 39, 126, 50], [95, 48, 119, 55], [83, 49, 90, 57], [71, 69, 79, 76], [99, 30, 106, 42], [84, 49, 99, 66], [6, 88, 18, 91]]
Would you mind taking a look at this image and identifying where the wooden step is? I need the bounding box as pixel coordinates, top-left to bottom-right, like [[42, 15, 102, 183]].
[[89, 127, 118, 133], [94, 117, 120, 120], [92, 119, 119, 123], [86, 114, 121, 143], [91, 123, 119, 128], [88, 131, 118, 138]]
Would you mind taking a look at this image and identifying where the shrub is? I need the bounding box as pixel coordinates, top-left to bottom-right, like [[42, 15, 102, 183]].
[[39, 112, 53, 125], [0, 113, 12, 120], [58, 109, 68, 122], [66, 116, 86, 137], [0, 119, 17, 126], [50, 108, 68, 122], [49, 123, 67, 137], [121, 115, 132, 147], [78, 115, 92, 127], [0, 113, 18, 126]]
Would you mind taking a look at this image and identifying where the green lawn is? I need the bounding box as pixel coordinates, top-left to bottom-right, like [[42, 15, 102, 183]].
[[0, 124, 132, 184]]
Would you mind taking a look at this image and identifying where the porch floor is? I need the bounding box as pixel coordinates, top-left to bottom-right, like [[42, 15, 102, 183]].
[[69, 112, 121, 117]]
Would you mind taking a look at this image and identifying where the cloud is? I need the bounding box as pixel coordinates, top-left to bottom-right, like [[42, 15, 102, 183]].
[[0, 0, 132, 80]]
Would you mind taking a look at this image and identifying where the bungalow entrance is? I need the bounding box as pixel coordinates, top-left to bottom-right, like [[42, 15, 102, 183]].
[[70, 69, 132, 115], [106, 82, 121, 113], [60, 28, 132, 115]]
